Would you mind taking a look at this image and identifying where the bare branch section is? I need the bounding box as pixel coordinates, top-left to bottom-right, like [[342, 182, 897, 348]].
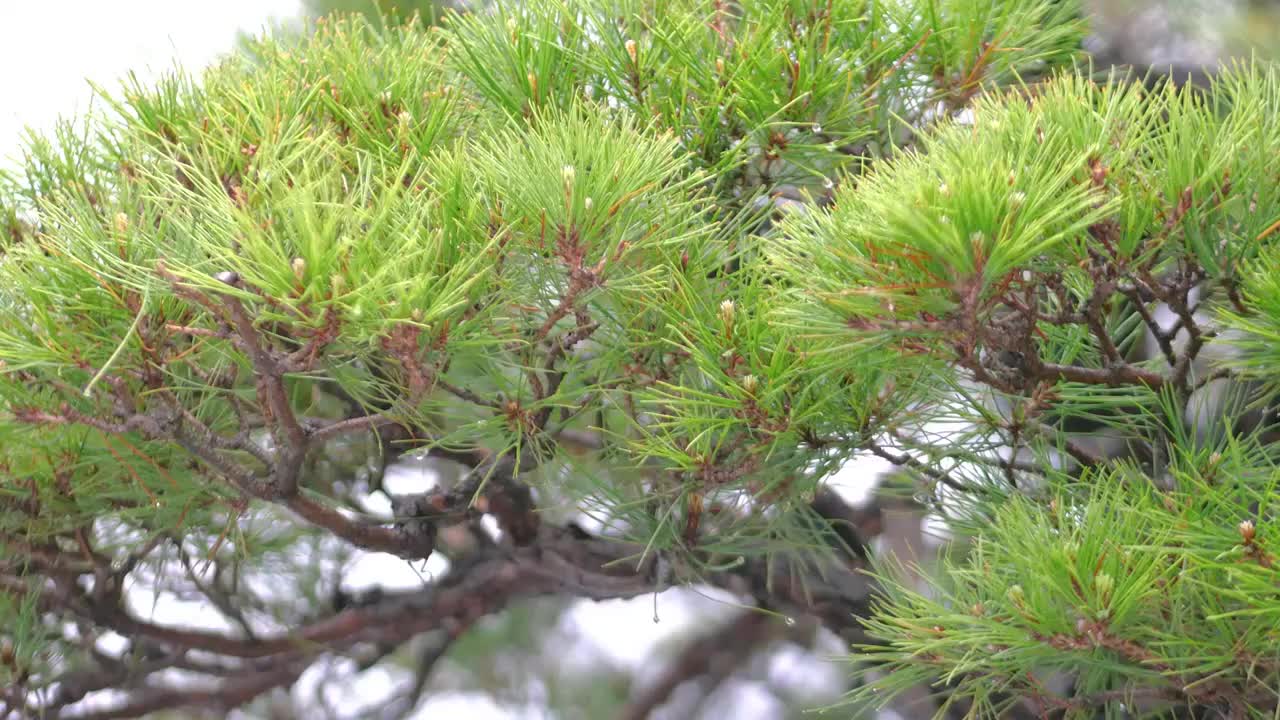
[[55, 663, 308, 720], [6, 493, 878, 719]]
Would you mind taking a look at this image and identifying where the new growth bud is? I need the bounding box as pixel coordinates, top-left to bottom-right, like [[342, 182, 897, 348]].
[[719, 299, 735, 326], [1094, 572, 1114, 602], [1240, 519, 1256, 543]]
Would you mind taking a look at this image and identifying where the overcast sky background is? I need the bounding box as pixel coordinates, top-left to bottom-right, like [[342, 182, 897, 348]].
[[0, 1, 298, 165]]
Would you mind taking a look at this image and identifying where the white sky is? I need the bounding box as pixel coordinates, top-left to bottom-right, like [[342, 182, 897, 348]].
[[0, 0, 299, 163]]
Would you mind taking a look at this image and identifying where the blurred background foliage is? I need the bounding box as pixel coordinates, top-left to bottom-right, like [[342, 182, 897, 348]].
[[1228, 0, 1280, 60], [301, 0, 474, 27], [1087, 0, 1280, 68]]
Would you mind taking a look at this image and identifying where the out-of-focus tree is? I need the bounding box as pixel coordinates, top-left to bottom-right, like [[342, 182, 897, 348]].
[[301, 0, 475, 26], [1222, 0, 1280, 60], [1087, 0, 1280, 72]]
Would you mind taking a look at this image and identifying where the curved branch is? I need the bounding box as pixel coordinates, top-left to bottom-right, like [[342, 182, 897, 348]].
[[55, 661, 306, 720]]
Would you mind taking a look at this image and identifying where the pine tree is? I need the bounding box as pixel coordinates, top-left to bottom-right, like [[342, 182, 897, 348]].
[[300, 0, 466, 27], [2, 1, 1278, 717]]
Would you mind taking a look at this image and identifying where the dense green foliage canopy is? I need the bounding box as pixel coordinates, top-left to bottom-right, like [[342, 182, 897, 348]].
[[5, 0, 1280, 717]]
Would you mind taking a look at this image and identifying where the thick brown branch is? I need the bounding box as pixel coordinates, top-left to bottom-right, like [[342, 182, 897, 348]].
[[56, 661, 306, 720], [285, 494, 435, 560], [1035, 361, 1165, 391], [72, 527, 652, 665], [308, 413, 398, 443], [220, 293, 308, 496]]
